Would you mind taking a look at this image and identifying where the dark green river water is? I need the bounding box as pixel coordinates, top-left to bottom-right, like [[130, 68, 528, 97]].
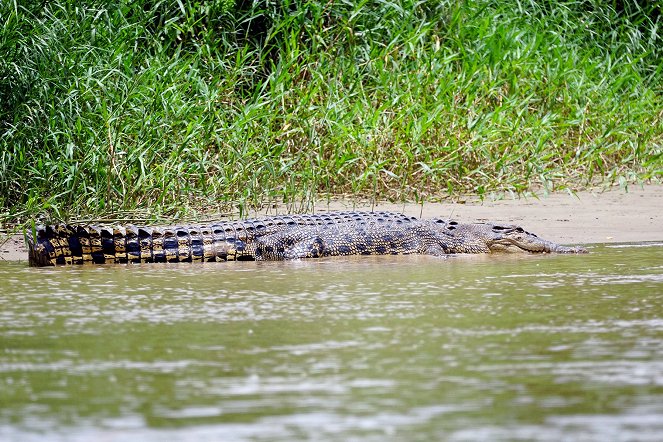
[[1, 243, 662, 441]]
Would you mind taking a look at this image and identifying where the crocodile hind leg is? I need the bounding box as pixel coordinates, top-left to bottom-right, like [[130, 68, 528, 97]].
[[254, 234, 326, 260], [284, 237, 326, 259]]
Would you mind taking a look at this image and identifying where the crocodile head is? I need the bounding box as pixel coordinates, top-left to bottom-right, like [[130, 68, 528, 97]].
[[482, 224, 588, 254], [440, 222, 589, 254]]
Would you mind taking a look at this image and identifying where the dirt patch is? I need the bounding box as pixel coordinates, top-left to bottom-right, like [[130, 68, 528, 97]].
[[0, 233, 29, 263]]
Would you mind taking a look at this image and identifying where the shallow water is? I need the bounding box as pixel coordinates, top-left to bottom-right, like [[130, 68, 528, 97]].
[[1, 243, 662, 441]]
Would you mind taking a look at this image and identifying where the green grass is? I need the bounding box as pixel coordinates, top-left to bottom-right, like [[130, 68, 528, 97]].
[[1, 0, 661, 223]]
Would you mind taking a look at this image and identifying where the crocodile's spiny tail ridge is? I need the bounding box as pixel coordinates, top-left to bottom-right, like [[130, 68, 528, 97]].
[[27, 211, 417, 266]]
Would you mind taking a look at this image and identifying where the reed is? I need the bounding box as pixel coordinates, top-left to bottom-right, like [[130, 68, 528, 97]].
[[1, 0, 661, 223]]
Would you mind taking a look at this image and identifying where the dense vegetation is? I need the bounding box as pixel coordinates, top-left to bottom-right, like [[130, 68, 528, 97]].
[[1, 0, 661, 222]]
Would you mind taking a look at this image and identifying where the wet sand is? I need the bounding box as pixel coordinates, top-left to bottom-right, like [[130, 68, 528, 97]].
[[2, 185, 661, 263], [316, 184, 662, 246]]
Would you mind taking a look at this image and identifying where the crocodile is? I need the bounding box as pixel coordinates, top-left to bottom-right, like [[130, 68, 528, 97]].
[[27, 211, 587, 266]]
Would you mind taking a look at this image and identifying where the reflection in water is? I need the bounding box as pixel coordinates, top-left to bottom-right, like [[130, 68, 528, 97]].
[[1, 244, 662, 441]]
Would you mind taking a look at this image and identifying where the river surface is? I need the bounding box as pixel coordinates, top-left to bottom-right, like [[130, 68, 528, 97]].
[[1, 243, 662, 441]]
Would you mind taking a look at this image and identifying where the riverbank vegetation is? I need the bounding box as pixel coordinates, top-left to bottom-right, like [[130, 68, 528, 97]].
[[1, 0, 661, 222]]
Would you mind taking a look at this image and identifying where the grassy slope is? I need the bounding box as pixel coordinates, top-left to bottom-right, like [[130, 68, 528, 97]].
[[1, 0, 661, 223]]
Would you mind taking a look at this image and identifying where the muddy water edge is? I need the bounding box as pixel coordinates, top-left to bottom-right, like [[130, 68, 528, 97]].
[[1, 243, 662, 441]]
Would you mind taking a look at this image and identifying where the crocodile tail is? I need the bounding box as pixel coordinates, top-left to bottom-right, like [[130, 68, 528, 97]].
[[27, 225, 78, 266], [27, 224, 252, 266]]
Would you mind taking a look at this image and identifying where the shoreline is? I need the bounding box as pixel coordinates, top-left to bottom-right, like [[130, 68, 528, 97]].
[[2, 184, 661, 263]]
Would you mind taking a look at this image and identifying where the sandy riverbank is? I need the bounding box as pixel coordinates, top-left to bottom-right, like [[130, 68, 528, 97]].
[[2, 184, 661, 263], [317, 184, 662, 245]]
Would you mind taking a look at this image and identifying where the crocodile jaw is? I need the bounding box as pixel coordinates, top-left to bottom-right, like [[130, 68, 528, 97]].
[[488, 233, 588, 254]]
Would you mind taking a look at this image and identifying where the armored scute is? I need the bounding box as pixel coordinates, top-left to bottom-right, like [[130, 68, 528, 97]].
[[27, 211, 587, 266]]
